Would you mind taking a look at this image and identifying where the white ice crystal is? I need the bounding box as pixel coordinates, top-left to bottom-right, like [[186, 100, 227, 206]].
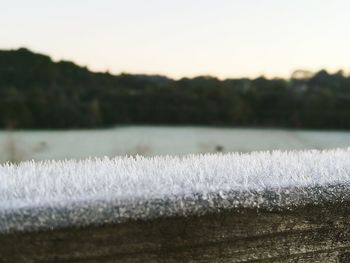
[[1, 148, 350, 212]]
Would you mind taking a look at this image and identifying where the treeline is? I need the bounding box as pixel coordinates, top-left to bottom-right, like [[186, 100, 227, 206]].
[[1, 48, 350, 129]]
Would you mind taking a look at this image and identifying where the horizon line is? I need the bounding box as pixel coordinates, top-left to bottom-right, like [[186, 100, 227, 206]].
[[3, 46, 349, 81]]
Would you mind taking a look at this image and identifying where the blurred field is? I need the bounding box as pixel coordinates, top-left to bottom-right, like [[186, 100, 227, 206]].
[[1, 126, 350, 162]]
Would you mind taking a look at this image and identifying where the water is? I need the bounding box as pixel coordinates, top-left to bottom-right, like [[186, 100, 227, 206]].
[[1, 126, 350, 162]]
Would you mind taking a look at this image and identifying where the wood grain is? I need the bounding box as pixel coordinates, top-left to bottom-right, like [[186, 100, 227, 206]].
[[1, 202, 350, 262]]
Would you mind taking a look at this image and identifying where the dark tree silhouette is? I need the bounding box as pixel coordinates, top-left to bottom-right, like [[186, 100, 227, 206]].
[[1, 48, 350, 129]]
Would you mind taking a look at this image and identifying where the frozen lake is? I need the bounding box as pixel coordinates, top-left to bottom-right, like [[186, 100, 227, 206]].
[[1, 126, 350, 162]]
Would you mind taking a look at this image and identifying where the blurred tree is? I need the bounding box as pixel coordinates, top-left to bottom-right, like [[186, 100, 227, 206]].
[[1, 48, 350, 130]]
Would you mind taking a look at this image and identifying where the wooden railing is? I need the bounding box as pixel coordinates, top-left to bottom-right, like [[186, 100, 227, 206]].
[[1, 201, 350, 262]]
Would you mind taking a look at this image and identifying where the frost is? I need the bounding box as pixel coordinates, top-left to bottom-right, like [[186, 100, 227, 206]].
[[1, 148, 350, 233]]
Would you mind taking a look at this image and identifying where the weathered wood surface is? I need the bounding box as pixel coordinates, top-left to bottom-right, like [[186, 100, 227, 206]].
[[1, 202, 350, 262]]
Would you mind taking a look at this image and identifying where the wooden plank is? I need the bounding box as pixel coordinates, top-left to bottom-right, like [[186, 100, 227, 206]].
[[1, 202, 350, 262]]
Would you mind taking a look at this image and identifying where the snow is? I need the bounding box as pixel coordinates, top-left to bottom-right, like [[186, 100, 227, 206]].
[[1, 148, 350, 233]]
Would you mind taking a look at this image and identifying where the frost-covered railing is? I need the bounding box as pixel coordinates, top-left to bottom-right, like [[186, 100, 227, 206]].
[[1, 149, 350, 262]]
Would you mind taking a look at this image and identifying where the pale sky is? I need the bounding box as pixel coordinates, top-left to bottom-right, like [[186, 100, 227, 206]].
[[1, 0, 350, 79]]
